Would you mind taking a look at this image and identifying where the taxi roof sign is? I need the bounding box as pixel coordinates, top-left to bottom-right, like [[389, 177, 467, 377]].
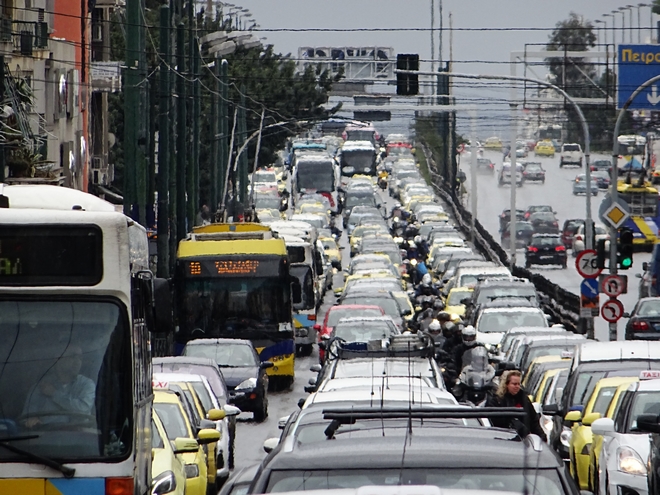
[[639, 370, 660, 380]]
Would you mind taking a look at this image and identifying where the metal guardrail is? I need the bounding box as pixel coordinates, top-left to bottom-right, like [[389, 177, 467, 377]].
[[420, 143, 582, 334]]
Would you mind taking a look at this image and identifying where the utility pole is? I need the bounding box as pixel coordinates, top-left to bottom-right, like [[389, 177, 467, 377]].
[[186, 1, 195, 228], [218, 60, 229, 213], [192, 38, 201, 221], [176, 22, 187, 240], [210, 60, 218, 214], [157, 5, 171, 277], [0, 57, 4, 183], [238, 87, 248, 205], [124, 0, 142, 219]]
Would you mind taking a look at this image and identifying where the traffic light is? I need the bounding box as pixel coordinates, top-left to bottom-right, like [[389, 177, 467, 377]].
[[617, 227, 634, 270], [396, 54, 419, 96], [596, 238, 608, 269]]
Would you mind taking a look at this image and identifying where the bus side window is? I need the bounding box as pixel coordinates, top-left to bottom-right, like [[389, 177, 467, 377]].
[[291, 279, 302, 304]]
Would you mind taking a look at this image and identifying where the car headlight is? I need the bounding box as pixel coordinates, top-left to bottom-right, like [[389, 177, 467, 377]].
[[560, 426, 572, 448], [541, 415, 554, 435], [617, 447, 647, 475], [236, 377, 258, 391], [152, 470, 177, 495], [184, 463, 200, 479]]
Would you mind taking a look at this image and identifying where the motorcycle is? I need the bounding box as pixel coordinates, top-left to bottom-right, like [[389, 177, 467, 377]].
[[452, 347, 496, 407], [378, 171, 388, 190]]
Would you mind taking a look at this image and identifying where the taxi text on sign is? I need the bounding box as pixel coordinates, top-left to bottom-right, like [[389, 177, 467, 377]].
[[618, 45, 660, 110]]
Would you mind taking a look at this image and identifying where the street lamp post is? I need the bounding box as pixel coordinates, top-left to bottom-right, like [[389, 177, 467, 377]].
[[612, 10, 624, 45], [619, 6, 634, 43], [595, 19, 606, 47], [603, 13, 614, 48]]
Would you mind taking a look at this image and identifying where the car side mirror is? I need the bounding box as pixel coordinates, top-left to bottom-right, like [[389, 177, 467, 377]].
[[223, 404, 241, 416], [541, 404, 560, 416], [197, 428, 221, 445], [635, 413, 660, 434], [308, 378, 316, 386], [623, 312, 630, 318], [173, 437, 199, 454], [278, 415, 290, 430], [564, 410, 582, 423], [310, 363, 322, 373], [263, 437, 279, 454], [582, 412, 601, 427], [298, 398, 306, 409], [207, 408, 226, 421], [260, 361, 274, 369], [590, 417, 615, 436]]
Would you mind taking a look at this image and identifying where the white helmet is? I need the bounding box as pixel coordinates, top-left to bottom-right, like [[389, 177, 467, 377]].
[[422, 274, 432, 286], [428, 319, 442, 333], [414, 235, 422, 244], [462, 325, 477, 347]]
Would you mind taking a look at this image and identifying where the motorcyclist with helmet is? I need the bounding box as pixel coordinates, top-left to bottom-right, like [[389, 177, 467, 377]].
[[451, 325, 486, 374], [414, 273, 439, 298], [452, 346, 496, 406], [414, 235, 430, 260]]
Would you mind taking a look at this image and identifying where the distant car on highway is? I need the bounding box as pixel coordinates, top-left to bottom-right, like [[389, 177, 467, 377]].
[[572, 223, 609, 255], [521, 162, 546, 183], [499, 208, 526, 232], [592, 170, 611, 189], [590, 159, 612, 172], [529, 211, 560, 234], [624, 297, 660, 340], [560, 143, 584, 167], [572, 174, 599, 196], [525, 234, 567, 269], [524, 204, 554, 220], [561, 218, 584, 248], [498, 162, 523, 187], [501, 221, 535, 249], [476, 157, 495, 174], [535, 140, 556, 157], [484, 136, 503, 149]]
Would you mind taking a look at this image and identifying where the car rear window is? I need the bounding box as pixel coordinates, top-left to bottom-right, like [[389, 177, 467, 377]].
[[327, 308, 383, 327]]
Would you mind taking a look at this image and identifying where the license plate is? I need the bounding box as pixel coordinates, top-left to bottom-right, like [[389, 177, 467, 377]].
[[539, 255, 553, 260]]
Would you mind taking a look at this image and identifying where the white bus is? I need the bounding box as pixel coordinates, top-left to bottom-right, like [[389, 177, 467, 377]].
[[0, 184, 170, 494]]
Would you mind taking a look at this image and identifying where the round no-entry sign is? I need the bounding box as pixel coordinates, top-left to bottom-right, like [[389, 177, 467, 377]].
[[575, 249, 602, 279], [601, 299, 624, 323]]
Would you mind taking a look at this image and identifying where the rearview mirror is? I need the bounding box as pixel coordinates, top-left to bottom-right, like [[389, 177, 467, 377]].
[[197, 428, 221, 445], [564, 410, 581, 423], [173, 437, 199, 454], [263, 437, 279, 454], [260, 361, 274, 369], [223, 404, 241, 416], [590, 417, 615, 436], [207, 408, 226, 421], [582, 412, 601, 427], [542, 404, 560, 416]]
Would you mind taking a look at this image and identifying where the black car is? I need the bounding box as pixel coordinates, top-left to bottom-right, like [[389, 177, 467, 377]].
[[624, 297, 660, 340], [498, 208, 525, 232], [500, 221, 535, 249], [592, 170, 611, 189], [248, 408, 579, 495], [522, 162, 546, 183], [524, 204, 554, 220], [182, 338, 273, 422], [529, 211, 560, 234], [590, 159, 612, 172], [525, 234, 567, 268]]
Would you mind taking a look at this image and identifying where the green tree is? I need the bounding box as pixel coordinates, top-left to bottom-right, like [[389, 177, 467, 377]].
[[653, 1, 660, 14]]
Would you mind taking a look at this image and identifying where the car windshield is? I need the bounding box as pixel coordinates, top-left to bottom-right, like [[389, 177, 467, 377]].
[[478, 311, 546, 333], [254, 196, 281, 210], [334, 321, 396, 341], [637, 300, 660, 317], [458, 273, 509, 288], [564, 144, 580, 152], [342, 297, 400, 318], [526, 164, 542, 171], [327, 308, 383, 327], [253, 171, 277, 183], [266, 467, 564, 495], [346, 195, 377, 210], [628, 392, 660, 431], [296, 161, 335, 191], [184, 343, 257, 367], [531, 213, 555, 221], [0, 300, 132, 462], [153, 402, 190, 440], [447, 289, 472, 306]]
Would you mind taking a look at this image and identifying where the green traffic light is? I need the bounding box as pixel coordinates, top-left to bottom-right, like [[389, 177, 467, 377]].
[[621, 257, 633, 268]]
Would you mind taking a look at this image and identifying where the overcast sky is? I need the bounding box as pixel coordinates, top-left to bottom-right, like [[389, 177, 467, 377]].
[[231, 1, 654, 136]]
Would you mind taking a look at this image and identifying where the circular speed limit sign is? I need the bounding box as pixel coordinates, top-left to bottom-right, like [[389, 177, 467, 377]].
[[575, 249, 603, 279]]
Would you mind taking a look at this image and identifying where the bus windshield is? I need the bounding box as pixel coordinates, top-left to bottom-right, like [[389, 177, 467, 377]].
[[0, 299, 132, 462], [177, 277, 291, 334], [341, 151, 376, 175], [296, 161, 335, 192]]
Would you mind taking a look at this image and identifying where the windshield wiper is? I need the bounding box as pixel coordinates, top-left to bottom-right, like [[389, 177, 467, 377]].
[[0, 436, 75, 478]]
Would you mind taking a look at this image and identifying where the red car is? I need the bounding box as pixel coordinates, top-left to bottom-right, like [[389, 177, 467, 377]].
[[314, 305, 385, 362]]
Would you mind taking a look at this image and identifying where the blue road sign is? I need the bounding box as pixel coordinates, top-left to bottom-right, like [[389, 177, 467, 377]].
[[581, 278, 599, 297], [618, 45, 660, 109]]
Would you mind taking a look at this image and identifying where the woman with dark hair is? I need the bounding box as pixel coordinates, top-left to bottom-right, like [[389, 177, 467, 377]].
[[486, 370, 547, 441]]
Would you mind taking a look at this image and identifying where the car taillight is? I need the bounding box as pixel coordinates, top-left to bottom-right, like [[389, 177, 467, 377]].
[[555, 245, 566, 252], [632, 320, 650, 331], [575, 235, 583, 241], [528, 246, 539, 252]]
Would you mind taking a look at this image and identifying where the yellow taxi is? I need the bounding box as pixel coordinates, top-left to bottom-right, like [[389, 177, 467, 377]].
[[344, 271, 405, 292], [484, 137, 503, 149], [444, 287, 472, 318], [587, 377, 640, 492], [392, 290, 415, 326], [152, 410, 186, 495], [522, 355, 568, 390], [534, 140, 556, 157], [567, 376, 639, 489], [153, 389, 220, 495], [532, 367, 565, 405], [319, 236, 342, 269], [349, 224, 389, 255], [255, 208, 284, 222]]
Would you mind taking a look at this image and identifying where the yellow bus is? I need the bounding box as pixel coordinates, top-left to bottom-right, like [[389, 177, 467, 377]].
[[175, 223, 295, 386], [617, 179, 660, 248]]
